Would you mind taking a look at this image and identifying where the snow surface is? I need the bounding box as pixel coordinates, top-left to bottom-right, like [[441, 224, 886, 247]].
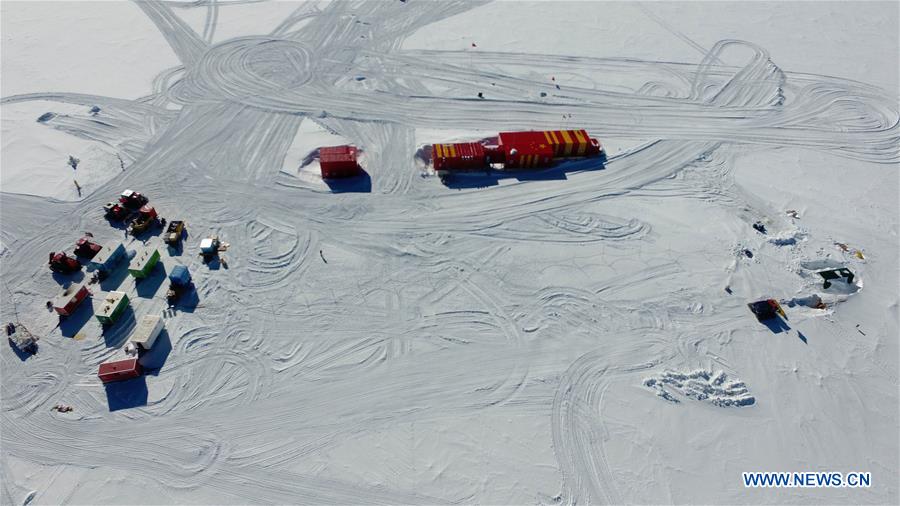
[[1, 1, 898, 504]]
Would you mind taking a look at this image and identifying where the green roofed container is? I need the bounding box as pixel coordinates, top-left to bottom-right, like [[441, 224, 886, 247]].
[[129, 245, 160, 279], [95, 291, 129, 326]]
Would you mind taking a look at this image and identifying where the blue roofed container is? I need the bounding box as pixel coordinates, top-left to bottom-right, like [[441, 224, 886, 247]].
[[169, 265, 191, 286], [88, 241, 126, 274]]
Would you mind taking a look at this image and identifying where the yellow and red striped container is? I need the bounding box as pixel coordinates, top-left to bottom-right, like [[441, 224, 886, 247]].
[[499, 130, 602, 161], [432, 142, 487, 174]]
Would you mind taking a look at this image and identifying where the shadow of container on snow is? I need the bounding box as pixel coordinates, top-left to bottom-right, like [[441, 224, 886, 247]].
[[105, 375, 148, 411], [101, 306, 136, 347], [59, 299, 96, 338], [442, 155, 606, 189], [139, 329, 172, 373], [324, 169, 372, 193], [135, 264, 167, 299]]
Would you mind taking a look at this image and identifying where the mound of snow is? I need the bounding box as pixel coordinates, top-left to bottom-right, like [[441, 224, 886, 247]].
[[643, 369, 755, 407]]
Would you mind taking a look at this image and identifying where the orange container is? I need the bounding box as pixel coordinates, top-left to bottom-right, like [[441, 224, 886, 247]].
[[432, 142, 487, 173]]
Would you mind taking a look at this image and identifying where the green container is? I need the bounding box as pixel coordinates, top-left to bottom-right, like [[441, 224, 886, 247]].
[[129, 248, 160, 279], [96, 291, 129, 325]]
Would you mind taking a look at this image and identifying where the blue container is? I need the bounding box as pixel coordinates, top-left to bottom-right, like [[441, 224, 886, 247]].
[[169, 265, 191, 286], [88, 242, 126, 273]]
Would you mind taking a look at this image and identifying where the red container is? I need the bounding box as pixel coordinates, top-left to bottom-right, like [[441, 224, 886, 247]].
[[497, 131, 555, 169], [320, 145, 360, 179], [98, 358, 142, 384], [54, 283, 90, 316], [499, 130, 602, 163], [432, 142, 487, 174]]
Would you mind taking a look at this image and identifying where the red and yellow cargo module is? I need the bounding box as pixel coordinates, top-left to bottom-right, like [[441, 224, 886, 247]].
[[432, 142, 487, 174], [496, 131, 554, 169], [499, 130, 602, 161]]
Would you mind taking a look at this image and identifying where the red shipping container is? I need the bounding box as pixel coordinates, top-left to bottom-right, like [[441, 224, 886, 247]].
[[497, 131, 555, 169], [98, 358, 142, 384], [432, 142, 487, 174], [53, 283, 90, 317], [320, 145, 360, 179], [499, 130, 603, 163]]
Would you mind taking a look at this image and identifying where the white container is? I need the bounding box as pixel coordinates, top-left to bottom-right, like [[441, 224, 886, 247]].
[[129, 315, 164, 350]]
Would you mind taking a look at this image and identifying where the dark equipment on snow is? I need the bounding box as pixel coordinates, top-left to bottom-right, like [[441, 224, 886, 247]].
[[74, 236, 102, 259], [104, 202, 134, 222], [119, 189, 148, 209], [127, 205, 159, 236], [8, 324, 38, 354], [818, 268, 854, 289], [748, 299, 785, 322], [164, 220, 186, 246], [48, 252, 81, 274], [200, 237, 221, 263], [752, 222, 767, 234]]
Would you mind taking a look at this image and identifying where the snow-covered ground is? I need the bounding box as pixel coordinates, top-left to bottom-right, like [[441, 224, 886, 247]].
[[1, 1, 898, 504]]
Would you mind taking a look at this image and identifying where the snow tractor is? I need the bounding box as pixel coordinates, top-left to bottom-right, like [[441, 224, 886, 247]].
[[747, 299, 786, 322], [74, 236, 102, 259], [119, 189, 149, 209], [164, 220, 185, 246], [127, 205, 159, 236], [103, 202, 132, 221], [48, 252, 82, 274]]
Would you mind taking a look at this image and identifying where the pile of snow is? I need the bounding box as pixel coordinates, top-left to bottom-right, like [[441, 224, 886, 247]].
[[644, 369, 756, 407]]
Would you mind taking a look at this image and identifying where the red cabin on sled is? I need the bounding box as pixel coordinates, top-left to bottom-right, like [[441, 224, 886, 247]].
[[320, 145, 360, 179], [98, 358, 142, 384]]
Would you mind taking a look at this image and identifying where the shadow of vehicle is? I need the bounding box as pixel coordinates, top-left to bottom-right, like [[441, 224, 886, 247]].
[[166, 237, 185, 257], [7, 339, 37, 361], [761, 316, 791, 334], [324, 169, 372, 193], [104, 375, 148, 411], [205, 255, 222, 270], [51, 270, 85, 286]]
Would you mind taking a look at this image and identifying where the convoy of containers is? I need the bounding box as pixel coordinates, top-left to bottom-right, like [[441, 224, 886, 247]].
[[432, 129, 604, 176], [317, 128, 605, 181]]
